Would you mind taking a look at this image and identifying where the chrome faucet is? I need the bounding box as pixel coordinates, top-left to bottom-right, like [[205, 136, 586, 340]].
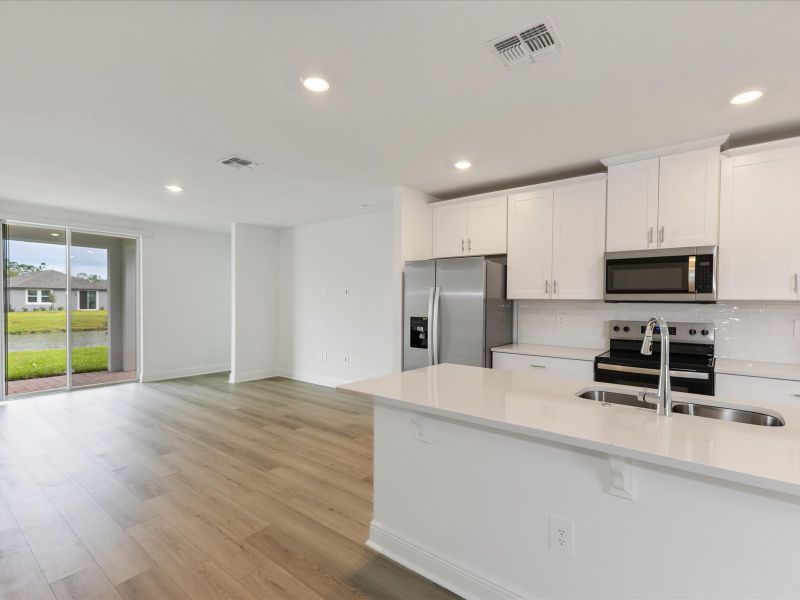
[[640, 316, 672, 416]]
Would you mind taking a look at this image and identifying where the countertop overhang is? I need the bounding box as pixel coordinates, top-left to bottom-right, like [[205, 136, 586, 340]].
[[339, 364, 800, 498]]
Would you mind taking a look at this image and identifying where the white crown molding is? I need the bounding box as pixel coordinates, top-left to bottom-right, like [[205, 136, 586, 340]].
[[722, 136, 800, 158], [601, 134, 730, 166], [429, 172, 607, 208]]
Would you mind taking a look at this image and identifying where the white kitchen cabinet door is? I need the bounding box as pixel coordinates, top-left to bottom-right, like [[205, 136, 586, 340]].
[[606, 158, 659, 251], [552, 179, 607, 299], [492, 352, 593, 380], [432, 202, 468, 258], [718, 145, 800, 300], [657, 147, 720, 248], [507, 189, 554, 299], [467, 196, 507, 255]]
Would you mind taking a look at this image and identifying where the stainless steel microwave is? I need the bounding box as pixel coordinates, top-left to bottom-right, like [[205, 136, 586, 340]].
[[604, 246, 717, 303]]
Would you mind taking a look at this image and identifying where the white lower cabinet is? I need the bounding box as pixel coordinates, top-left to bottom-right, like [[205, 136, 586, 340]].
[[715, 373, 800, 407], [492, 352, 593, 381]]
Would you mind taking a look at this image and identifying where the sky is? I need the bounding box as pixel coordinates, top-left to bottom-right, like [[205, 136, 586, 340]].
[[7, 240, 108, 279]]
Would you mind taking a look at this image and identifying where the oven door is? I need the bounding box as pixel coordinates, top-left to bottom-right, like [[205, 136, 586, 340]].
[[604, 248, 696, 302], [594, 363, 714, 395]]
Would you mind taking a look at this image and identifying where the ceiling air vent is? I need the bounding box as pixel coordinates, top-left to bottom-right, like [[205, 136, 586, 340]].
[[219, 156, 260, 170], [488, 17, 563, 69]]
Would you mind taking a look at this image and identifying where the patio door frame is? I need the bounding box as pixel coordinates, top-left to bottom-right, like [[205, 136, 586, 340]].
[[0, 218, 142, 401]]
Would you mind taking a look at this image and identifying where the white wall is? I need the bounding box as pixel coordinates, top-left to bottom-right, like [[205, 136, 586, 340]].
[[278, 210, 394, 387], [517, 300, 800, 363], [230, 223, 279, 383], [0, 199, 231, 381]]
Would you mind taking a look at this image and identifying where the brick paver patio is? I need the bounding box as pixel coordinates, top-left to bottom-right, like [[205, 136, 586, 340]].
[[7, 370, 137, 395]]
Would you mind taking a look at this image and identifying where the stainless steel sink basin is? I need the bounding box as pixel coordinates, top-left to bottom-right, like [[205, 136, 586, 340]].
[[577, 389, 652, 409], [577, 388, 785, 427], [671, 403, 785, 427]]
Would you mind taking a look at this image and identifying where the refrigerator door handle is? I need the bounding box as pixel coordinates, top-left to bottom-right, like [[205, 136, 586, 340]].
[[432, 286, 441, 365], [426, 286, 435, 366]]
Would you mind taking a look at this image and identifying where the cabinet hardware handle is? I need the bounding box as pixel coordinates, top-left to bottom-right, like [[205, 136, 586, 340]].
[[468, 238, 472, 252], [461, 239, 465, 253], [795, 273, 799, 293], [529, 364, 546, 369], [659, 226, 665, 244], [793, 394, 800, 398], [553, 280, 558, 294], [545, 280, 550, 294], [648, 227, 653, 245]]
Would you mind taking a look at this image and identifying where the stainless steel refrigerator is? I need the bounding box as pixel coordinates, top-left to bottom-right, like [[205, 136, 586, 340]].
[[403, 256, 513, 370]]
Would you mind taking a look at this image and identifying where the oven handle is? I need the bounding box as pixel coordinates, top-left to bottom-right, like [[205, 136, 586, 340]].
[[688, 255, 696, 293], [596, 363, 709, 380]]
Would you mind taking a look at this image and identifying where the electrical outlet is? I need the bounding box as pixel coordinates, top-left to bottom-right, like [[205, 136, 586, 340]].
[[549, 516, 575, 556], [344, 354, 350, 364], [556, 314, 568, 328]]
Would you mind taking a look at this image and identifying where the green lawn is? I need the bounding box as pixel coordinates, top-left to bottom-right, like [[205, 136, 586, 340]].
[[7, 346, 108, 381], [7, 310, 107, 334]]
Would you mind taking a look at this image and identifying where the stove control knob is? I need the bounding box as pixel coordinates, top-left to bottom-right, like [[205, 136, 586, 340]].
[[623, 326, 630, 333], [701, 329, 710, 336], [613, 325, 620, 332], [689, 328, 697, 336]]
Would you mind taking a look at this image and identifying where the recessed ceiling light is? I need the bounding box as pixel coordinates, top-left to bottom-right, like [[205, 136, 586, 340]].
[[302, 76, 330, 93], [164, 184, 183, 193], [730, 90, 764, 105], [454, 160, 472, 170], [50, 232, 59, 237]]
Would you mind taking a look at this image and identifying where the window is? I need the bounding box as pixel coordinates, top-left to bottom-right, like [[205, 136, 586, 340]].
[[78, 290, 97, 310], [26, 289, 38, 303], [41, 289, 53, 303], [26, 289, 54, 304]]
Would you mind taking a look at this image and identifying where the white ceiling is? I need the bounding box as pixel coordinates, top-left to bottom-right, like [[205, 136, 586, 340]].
[[1, 1, 799, 231]]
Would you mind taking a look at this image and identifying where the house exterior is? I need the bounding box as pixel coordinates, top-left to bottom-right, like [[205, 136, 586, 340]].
[[6, 270, 107, 311]]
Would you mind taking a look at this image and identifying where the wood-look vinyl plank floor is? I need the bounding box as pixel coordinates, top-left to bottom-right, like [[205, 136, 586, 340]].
[[0, 374, 460, 600]]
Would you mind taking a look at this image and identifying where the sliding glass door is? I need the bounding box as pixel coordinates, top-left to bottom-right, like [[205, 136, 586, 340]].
[[69, 231, 138, 389], [3, 223, 69, 395], [1, 221, 139, 399]]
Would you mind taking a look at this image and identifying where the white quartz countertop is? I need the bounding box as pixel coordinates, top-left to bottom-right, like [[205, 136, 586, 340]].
[[339, 364, 800, 497], [491, 343, 603, 361], [716, 358, 800, 382]]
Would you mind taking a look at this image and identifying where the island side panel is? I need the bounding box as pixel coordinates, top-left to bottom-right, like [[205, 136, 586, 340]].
[[369, 402, 800, 600]]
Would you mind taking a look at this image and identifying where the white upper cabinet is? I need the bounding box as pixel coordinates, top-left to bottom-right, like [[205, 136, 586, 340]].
[[507, 189, 554, 299], [606, 158, 659, 251], [604, 141, 724, 251], [432, 202, 468, 258], [718, 142, 800, 300], [432, 196, 507, 258], [507, 176, 607, 300], [467, 196, 508, 255], [551, 179, 607, 299], [657, 147, 720, 248]]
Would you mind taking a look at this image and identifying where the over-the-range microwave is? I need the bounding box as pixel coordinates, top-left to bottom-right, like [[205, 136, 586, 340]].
[[604, 246, 717, 303]]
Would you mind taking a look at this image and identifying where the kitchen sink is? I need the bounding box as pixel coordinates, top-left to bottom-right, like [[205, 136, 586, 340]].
[[577, 389, 652, 409], [671, 403, 785, 427], [576, 387, 785, 426]]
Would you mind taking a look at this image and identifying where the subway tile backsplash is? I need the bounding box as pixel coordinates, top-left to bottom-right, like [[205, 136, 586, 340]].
[[516, 301, 800, 364]]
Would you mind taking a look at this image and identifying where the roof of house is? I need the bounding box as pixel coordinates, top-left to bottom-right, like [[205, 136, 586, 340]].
[[7, 270, 107, 290]]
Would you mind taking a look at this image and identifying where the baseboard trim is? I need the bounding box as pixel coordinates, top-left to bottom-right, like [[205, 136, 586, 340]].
[[367, 521, 531, 600], [274, 369, 348, 388], [228, 368, 282, 384], [140, 363, 230, 382]]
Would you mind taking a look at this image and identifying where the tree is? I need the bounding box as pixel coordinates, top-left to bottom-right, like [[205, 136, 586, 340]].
[[4, 260, 46, 277], [75, 272, 103, 282]]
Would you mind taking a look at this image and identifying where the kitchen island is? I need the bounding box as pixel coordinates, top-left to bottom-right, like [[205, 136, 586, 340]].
[[339, 364, 800, 599]]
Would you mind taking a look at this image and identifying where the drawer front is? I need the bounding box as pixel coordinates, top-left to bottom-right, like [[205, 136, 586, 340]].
[[492, 352, 593, 381], [715, 373, 800, 406]]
